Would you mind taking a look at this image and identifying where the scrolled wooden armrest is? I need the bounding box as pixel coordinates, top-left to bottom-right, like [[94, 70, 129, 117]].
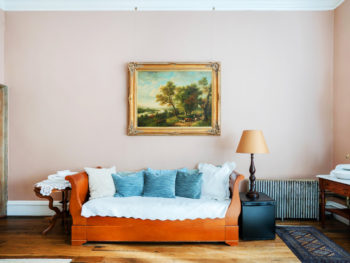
[[225, 171, 244, 225], [66, 171, 88, 225]]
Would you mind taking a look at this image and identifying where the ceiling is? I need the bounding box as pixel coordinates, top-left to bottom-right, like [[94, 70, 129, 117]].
[[0, 0, 345, 11]]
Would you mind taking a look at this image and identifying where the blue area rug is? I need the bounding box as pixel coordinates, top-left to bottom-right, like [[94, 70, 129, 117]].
[[276, 226, 350, 263]]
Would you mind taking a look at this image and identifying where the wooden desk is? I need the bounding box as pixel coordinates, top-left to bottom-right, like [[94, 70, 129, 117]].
[[317, 175, 350, 228], [34, 186, 70, 235]]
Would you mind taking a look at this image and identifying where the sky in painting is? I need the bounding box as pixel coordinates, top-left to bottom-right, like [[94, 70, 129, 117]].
[[137, 71, 212, 109]]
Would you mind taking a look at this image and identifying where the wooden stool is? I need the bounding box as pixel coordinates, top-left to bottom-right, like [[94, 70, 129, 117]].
[[34, 186, 70, 235]]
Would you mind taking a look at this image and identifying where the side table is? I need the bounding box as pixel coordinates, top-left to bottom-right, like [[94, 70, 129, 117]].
[[317, 175, 350, 228], [239, 192, 276, 240], [34, 186, 70, 235]]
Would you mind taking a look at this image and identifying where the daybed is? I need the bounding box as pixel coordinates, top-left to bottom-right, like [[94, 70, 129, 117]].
[[66, 171, 244, 246]]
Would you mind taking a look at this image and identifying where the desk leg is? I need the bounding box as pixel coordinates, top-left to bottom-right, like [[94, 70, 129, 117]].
[[320, 187, 325, 228], [61, 191, 64, 226], [34, 188, 61, 235], [63, 188, 69, 233]]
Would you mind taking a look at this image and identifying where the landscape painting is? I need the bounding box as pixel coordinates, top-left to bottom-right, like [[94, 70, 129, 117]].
[[128, 63, 220, 135], [138, 71, 212, 127]]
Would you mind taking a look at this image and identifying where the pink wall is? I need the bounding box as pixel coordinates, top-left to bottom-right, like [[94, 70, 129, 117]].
[[0, 9, 4, 83], [5, 11, 334, 200], [334, 1, 350, 166]]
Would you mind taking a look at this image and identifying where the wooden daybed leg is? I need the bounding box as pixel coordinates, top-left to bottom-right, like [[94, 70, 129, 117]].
[[225, 225, 239, 246], [225, 240, 238, 246], [71, 225, 87, 246], [72, 240, 87, 246]]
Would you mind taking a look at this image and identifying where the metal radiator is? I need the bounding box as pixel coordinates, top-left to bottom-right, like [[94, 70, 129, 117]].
[[255, 179, 319, 220]]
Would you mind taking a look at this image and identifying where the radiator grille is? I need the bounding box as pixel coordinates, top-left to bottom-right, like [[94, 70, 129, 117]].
[[255, 179, 319, 220]]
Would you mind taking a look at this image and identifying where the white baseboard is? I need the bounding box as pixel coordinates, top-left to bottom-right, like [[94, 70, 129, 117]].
[[7, 200, 63, 216]]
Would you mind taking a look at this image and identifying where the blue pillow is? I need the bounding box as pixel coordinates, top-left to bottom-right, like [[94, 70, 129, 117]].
[[112, 170, 144, 197], [176, 170, 203, 199], [143, 168, 178, 198], [177, 168, 188, 173]]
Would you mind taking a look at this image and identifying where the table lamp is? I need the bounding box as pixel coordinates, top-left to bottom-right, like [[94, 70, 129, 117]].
[[236, 130, 269, 199]]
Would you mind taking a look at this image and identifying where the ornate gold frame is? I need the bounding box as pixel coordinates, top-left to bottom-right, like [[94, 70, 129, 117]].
[[128, 62, 221, 136]]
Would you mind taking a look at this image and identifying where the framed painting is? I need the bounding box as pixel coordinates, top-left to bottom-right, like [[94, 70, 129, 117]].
[[128, 62, 220, 135]]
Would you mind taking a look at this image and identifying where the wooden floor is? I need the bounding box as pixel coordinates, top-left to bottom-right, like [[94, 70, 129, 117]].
[[0, 217, 349, 263]]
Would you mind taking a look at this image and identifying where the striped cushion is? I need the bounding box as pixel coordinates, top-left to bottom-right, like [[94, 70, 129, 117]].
[[112, 170, 144, 197], [143, 168, 178, 198], [176, 170, 203, 199]]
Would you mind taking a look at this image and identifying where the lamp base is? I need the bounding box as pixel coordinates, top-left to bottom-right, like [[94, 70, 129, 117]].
[[246, 191, 259, 199], [246, 154, 259, 200]]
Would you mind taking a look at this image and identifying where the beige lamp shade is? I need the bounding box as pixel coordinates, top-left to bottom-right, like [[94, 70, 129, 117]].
[[236, 130, 269, 154]]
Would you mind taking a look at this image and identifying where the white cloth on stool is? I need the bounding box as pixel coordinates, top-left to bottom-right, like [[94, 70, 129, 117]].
[[35, 170, 77, 196]]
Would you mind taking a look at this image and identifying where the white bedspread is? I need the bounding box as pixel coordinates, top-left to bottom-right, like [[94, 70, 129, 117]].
[[81, 196, 231, 221]]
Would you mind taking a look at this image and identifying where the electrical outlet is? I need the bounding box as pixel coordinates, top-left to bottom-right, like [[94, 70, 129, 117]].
[[346, 153, 350, 160]]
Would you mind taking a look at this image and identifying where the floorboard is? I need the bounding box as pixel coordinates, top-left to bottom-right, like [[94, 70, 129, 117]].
[[0, 216, 349, 263]]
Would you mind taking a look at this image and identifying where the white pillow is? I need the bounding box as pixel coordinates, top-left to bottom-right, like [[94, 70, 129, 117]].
[[198, 162, 236, 201], [84, 166, 116, 200]]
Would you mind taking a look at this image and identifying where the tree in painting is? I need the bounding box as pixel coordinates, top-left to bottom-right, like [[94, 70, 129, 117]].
[[156, 81, 178, 117], [198, 77, 212, 122], [175, 84, 202, 116]]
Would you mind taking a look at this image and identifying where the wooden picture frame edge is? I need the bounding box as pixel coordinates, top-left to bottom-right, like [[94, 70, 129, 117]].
[[127, 62, 221, 136]]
